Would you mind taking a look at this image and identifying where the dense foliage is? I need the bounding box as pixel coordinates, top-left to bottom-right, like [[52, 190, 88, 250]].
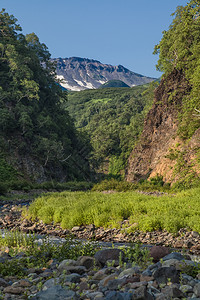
[[99, 80, 130, 88], [154, 0, 200, 139], [67, 83, 156, 175], [0, 9, 91, 182], [26, 188, 200, 233]]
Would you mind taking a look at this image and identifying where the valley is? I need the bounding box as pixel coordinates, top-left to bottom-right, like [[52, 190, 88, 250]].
[[0, 1, 200, 299]]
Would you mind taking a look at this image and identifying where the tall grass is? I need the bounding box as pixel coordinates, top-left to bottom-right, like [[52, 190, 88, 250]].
[[25, 188, 200, 233]]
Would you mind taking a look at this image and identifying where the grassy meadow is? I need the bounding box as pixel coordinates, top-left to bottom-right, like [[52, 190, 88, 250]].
[[25, 188, 200, 233]]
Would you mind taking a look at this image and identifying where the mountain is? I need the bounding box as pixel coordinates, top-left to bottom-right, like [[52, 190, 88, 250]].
[[52, 57, 155, 91], [99, 80, 130, 88]]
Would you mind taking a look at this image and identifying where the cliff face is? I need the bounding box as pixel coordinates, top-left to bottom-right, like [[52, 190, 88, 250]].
[[126, 69, 200, 184]]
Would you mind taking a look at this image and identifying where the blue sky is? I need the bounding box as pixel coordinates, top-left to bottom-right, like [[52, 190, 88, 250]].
[[1, 0, 188, 78]]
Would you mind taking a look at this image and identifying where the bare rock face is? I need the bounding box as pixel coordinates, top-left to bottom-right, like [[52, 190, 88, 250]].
[[126, 69, 200, 183], [52, 57, 155, 91]]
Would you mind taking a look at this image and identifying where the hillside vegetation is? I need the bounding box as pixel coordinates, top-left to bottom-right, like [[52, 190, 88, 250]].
[[0, 9, 91, 184], [127, 0, 200, 187], [67, 83, 156, 175]]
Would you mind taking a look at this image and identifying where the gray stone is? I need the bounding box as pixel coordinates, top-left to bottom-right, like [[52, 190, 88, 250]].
[[162, 252, 185, 261], [161, 284, 185, 298], [0, 278, 9, 287], [180, 273, 197, 286], [106, 278, 127, 290], [32, 285, 76, 300], [77, 256, 95, 269], [86, 291, 104, 299], [153, 266, 180, 284], [94, 248, 125, 266], [43, 278, 57, 289], [3, 286, 25, 294], [59, 265, 86, 275], [118, 267, 141, 278], [92, 269, 108, 281], [149, 262, 162, 271], [141, 268, 152, 277], [194, 282, 200, 297], [105, 290, 132, 300], [179, 284, 193, 293], [154, 294, 168, 300], [134, 285, 154, 300], [99, 273, 118, 287], [57, 259, 77, 272], [60, 273, 81, 283]]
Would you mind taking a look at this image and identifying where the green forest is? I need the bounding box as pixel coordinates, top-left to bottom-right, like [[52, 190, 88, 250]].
[[66, 83, 156, 175], [0, 9, 91, 185], [0, 0, 200, 190]]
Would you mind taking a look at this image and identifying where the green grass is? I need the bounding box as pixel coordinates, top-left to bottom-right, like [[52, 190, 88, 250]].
[[25, 188, 200, 233]]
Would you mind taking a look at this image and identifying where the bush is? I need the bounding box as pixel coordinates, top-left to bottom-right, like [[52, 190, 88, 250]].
[[25, 188, 200, 234], [0, 182, 8, 194]]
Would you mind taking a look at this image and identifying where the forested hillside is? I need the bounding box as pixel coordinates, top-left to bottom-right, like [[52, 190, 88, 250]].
[[127, 0, 200, 188], [0, 9, 91, 183], [67, 83, 156, 175]]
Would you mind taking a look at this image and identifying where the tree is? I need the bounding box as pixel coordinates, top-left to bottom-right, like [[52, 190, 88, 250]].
[[0, 9, 92, 181], [153, 0, 200, 139]]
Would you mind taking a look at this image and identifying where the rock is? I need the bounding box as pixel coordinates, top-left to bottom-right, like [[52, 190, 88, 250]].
[[106, 277, 127, 290], [78, 281, 89, 291], [18, 279, 32, 287], [92, 269, 108, 281], [61, 265, 86, 275], [153, 266, 180, 284], [161, 284, 185, 298], [99, 273, 118, 287], [194, 282, 200, 297], [43, 278, 57, 289], [118, 267, 141, 278], [179, 284, 193, 293], [162, 252, 185, 261], [105, 290, 133, 300], [71, 226, 82, 231], [3, 286, 25, 294], [77, 255, 95, 269], [0, 278, 9, 287], [94, 248, 125, 266], [32, 285, 76, 300], [141, 269, 153, 277], [134, 285, 154, 300], [57, 259, 77, 272], [60, 273, 81, 283], [163, 258, 199, 272], [150, 246, 170, 262]]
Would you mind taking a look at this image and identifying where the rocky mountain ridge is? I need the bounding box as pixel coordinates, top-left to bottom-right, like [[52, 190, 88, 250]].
[[52, 57, 155, 91]]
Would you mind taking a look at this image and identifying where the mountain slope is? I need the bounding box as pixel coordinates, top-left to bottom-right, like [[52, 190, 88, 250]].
[[52, 57, 155, 91], [66, 84, 155, 174], [99, 80, 130, 88]]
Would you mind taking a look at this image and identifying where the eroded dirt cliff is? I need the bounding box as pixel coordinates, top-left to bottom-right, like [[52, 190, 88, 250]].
[[126, 69, 200, 184]]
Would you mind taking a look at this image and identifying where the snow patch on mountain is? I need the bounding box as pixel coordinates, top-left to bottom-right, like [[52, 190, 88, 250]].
[[53, 57, 156, 91]]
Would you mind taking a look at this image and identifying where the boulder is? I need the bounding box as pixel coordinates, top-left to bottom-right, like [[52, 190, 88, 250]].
[[153, 266, 180, 284], [150, 246, 170, 262], [94, 249, 125, 266]]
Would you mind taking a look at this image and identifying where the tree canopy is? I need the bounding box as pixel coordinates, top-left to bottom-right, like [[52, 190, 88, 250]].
[[154, 0, 200, 138], [0, 9, 91, 182]]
